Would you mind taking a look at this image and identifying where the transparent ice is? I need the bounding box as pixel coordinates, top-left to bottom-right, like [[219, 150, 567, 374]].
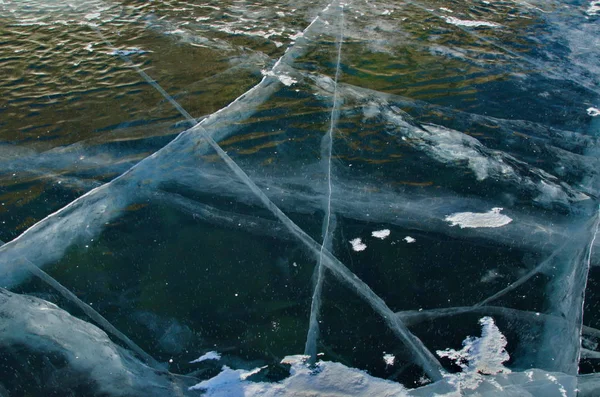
[[0, 0, 599, 395]]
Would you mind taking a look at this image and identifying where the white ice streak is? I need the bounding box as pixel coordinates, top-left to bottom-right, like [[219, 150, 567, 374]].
[[305, 0, 345, 364], [350, 237, 367, 251], [443, 16, 501, 28], [535, 210, 600, 374], [445, 208, 512, 229], [190, 351, 221, 363], [372, 229, 391, 239]]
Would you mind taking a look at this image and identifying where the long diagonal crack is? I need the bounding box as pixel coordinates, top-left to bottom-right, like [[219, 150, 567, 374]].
[[19, 258, 162, 370], [305, 0, 345, 365], [0, 0, 444, 381], [476, 239, 572, 307], [96, 0, 445, 381], [0, 0, 332, 287]]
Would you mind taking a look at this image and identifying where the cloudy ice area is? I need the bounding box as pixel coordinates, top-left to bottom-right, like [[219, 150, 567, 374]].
[[0, 0, 599, 395]]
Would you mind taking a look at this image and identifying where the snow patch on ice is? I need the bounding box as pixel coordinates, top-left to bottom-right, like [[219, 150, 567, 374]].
[[445, 208, 512, 229], [277, 75, 297, 86], [187, 348, 576, 396], [189, 365, 266, 391], [587, 107, 600, 117], [403, 236, 416, 243], [190, 351, 221, 364], [383, 353, 395, 366], [188, 355, 409, 396], [261, 70, 297, 86], [349, 237, 367, 252], [444, 16, 501, 28], [437, 317, 510, 391], [372, 229, 390, 239]]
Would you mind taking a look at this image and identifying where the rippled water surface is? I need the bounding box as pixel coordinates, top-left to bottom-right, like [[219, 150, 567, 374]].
[[1, 0, 600, 396]]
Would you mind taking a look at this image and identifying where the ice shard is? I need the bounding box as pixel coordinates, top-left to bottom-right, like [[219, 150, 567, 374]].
[[0, 289, 198, 396]]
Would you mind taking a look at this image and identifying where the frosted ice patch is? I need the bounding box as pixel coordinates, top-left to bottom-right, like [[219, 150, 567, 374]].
[[189, 365, 266, 391], [277, 75, 297, 86], [444, 16, 501, 28], [383, 353, 395, 366], [349, 237, 367, 252], [371, 229, 390, 239], [261, 70, 297, 86], [437, 317, 510, 390], [587, 107, 600, 117], [587, 1, 600, 16], [445, 208, 512, 229], [190, 351, 221, 363], [403, 236, 416, 243], [189, 355, 409, 396]]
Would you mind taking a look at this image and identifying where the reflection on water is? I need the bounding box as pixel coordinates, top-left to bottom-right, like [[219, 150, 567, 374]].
[[1, 0, 600, 395]]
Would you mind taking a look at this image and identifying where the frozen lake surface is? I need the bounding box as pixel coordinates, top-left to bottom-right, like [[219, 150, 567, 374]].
[[1, 0, 600, 395]]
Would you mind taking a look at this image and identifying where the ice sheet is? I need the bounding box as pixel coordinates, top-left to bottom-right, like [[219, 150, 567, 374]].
[[1, 0, 599, 395]]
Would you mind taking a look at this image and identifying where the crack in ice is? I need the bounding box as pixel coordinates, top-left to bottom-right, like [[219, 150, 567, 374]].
[[305, 0, 345, 365]]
